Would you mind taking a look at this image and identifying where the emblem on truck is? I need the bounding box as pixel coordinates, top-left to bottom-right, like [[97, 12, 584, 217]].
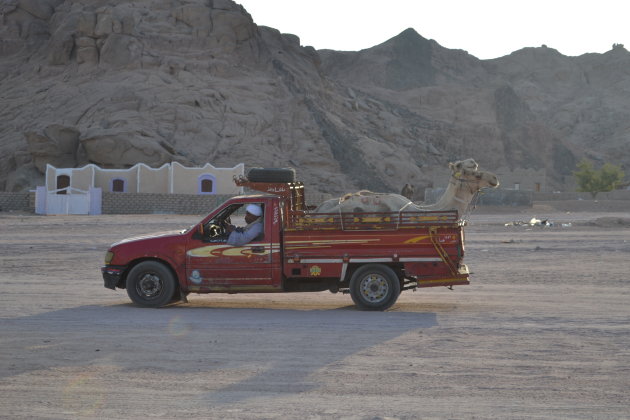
[[189, 270, 202, 284]]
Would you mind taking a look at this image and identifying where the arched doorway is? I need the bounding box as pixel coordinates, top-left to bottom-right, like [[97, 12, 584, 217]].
[[111, 178, 126, 192], [56, 175, 70, 194], [198, 174, 216, 194]]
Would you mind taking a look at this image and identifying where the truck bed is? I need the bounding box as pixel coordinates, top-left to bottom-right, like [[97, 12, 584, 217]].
[[282, 209, 467, 288]]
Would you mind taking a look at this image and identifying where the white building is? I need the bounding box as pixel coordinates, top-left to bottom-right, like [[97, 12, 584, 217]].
[[44, 162, 244, 195]]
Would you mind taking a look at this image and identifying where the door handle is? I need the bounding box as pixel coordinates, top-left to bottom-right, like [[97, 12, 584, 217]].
[[251, 246, 265, 253]]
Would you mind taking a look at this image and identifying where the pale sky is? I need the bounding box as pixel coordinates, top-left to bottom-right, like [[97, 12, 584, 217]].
[[237, 0, 629, 59]]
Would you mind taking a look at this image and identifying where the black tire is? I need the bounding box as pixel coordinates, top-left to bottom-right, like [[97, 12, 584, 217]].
[[349, 264, 401, 311], [126, 261, 177, 307], [247, 167, 295, 183]]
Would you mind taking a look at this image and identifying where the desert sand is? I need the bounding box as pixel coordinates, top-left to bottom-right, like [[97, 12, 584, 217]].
[[0, 206, 629, 419]]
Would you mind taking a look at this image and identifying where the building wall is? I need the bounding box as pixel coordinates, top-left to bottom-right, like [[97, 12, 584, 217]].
[[424, 188, 630, 206], [424, 188, 534, 207], [94, 166, 140, 193], [0, 192, 30, 211], [72, 165, 94, 192], [44, 162, 244, 195], [493, 167, 547, 192], [45, 167, 55, 191], [0, 191, 231, 214], [533, 190, 630, 200], [101, 192, 233, 215], [138, 164, 170, 193], [171, 162, 244, 195]]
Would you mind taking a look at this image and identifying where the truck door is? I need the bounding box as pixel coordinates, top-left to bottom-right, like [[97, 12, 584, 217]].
[[185, 202, 281, 291]]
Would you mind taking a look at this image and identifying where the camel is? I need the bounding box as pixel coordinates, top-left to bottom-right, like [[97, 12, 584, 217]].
[[314, 159, 499, 218]]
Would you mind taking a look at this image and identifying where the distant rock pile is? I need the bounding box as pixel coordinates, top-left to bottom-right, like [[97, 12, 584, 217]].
[[1, 0, 629, 195]]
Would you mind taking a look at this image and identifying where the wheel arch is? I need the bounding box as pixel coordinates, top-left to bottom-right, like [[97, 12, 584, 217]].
[[341, 262, 404, 287], [119, 257, 180, 291]]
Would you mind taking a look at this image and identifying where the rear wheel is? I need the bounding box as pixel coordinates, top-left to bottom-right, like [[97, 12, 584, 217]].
[[126, 261, 176, 307], [349, 264, 401, 311]]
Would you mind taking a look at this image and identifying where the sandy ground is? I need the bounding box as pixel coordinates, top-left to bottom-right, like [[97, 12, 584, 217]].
[[0, 205, 629, 419]]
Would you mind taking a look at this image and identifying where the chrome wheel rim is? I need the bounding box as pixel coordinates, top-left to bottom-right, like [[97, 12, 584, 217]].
[[137, 273, 162, 298], [359, 273, 389, 303]]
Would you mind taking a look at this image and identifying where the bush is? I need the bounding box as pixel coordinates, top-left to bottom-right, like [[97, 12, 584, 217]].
[[573, 159, 625, 198]]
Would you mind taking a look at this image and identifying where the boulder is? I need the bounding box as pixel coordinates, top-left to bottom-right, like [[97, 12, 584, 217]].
[[172, 4, 212, 31], [47, 33, 74, 64], [46, 11, 79, 65], [77, 12, 96, 36], [94, 12, 113, 37], [75, 36, 98, 64], [5, 163, 42, 192], [80, 129, 175, 168], [17, 0, 54, 20], [0, 1, 19, 15], [25, 125, 80, 172], [44, 125, 80, 154], [99, 33, 142, 68]]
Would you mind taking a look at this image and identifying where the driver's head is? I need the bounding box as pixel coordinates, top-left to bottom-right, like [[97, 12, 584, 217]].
[[244, 204, 262, 223]]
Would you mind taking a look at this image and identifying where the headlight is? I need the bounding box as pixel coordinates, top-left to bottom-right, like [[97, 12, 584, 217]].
[[104, 251, 114, 265]]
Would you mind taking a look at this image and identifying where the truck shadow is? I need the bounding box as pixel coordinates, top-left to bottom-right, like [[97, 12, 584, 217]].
[[1, 303, 438, 406]]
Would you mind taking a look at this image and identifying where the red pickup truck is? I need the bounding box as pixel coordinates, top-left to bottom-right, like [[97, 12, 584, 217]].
[[102, 176, 470, 311]]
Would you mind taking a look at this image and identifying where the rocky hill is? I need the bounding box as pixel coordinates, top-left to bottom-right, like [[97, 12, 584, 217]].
[[1, 0, 629, 196]]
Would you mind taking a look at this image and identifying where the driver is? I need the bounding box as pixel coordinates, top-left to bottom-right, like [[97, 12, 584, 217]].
[[225, 204, 263, 246]]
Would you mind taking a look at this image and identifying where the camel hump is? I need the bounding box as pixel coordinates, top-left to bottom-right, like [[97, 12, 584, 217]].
[[340, 190, 378, 202]]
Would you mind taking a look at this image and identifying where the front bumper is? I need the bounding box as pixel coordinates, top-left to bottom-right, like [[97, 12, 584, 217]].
[[101, 265, 126, 290]]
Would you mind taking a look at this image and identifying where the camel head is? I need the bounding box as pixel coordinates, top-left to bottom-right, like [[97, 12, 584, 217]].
[[449, 159, 499, 191]]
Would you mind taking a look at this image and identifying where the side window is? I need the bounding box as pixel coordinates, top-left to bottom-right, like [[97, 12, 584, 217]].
[[111, 178, 126, 193], [198, 174, 216, 194], [223, 203, 265, 242], [56, 175, 70, 194]]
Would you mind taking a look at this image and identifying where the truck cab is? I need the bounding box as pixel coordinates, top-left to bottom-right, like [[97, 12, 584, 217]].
[[102, 195, 285, 302]]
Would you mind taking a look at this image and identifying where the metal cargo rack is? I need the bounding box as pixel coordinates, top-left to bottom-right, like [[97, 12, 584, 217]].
[[286, 210, 461, 231]]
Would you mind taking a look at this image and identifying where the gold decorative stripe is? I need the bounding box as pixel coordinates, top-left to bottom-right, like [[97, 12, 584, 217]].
[[403, 235, 430, 244], [284, 239, 380, 244]]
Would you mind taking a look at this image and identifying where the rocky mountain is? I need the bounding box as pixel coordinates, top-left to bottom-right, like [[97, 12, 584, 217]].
[[1, 0, 629, 196]]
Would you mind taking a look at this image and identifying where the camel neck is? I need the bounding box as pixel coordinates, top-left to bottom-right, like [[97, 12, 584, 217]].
[[419, 175, 472, 215]]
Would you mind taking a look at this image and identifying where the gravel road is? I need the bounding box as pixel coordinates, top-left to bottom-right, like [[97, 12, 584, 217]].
[[0, 210, 629, 419]]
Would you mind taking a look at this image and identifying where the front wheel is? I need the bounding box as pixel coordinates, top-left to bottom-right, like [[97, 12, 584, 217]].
[[126, 261, 177, 307], [349, 264, 401, 311]]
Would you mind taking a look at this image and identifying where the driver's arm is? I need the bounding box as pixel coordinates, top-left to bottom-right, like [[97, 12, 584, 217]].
[[220, 218, 235, 233], [227, 222, 262, 246]]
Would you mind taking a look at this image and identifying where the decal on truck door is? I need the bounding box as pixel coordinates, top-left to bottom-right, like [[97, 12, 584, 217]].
[[187, 244, 281, 258]]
